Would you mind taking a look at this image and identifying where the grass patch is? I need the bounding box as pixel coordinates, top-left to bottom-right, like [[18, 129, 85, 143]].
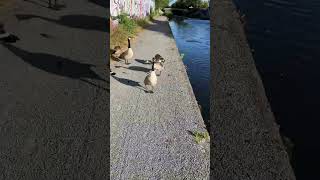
[[180, 53, 185, 60], [164, 11, 173, 20], [192, 131, 210, 144], [110, 14, 151, 49], [0, 0, 14, 22], [0, 0, 12, 12]]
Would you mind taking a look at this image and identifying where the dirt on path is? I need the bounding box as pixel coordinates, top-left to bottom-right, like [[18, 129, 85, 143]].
[[110, 16, 210, 179]]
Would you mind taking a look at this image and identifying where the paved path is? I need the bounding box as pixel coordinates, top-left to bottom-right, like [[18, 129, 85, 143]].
[[110, 16, 210, 179], [0, 0, 109, 179], [210, 0, 295, 179]]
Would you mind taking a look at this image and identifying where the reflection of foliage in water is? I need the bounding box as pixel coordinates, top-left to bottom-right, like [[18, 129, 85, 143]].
[[171, 17, 189, 28]]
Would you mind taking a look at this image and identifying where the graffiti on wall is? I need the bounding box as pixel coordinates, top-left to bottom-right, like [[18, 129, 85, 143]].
[[110, 0, 155, 18]]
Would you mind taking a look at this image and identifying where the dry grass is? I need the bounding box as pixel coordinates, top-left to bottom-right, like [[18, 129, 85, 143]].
[[110, 18, 150, 48], [0, 0, 14, 21], [110, 16, 152, 63]]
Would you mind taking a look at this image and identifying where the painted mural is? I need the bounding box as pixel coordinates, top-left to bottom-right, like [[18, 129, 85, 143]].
[[110, 0, 155, 18]]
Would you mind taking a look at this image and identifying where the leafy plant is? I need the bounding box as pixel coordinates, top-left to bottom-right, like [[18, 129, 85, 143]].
[[171, 0, 208, 9], [193, 131, 210, 144], [110, 13, 151, 52], [155, 0, 169, 10], [164, 11, 173, 20], [180, 53, 185, 59], [117, 14, 138, 35]]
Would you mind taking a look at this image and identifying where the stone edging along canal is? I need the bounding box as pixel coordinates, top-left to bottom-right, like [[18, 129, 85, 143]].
[[210, 0, 296, 179]]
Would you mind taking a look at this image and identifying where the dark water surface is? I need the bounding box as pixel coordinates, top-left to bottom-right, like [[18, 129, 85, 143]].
[[168, 18, 210, 128], [233, 0, 320, 178]]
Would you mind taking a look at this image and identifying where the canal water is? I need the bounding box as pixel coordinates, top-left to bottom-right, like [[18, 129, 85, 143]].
[[234, 0, 320, 179], [168, 18, 210, 128]]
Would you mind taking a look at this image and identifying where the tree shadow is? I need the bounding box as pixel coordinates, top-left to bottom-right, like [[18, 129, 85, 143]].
[[23, 0, 48, 8], [23, 0, 66, 10], [111, 75, 146, 92], [88, 0, 108, 8], [144, 19, 173, 38], [2, 43, 108, 91], [16, 14, 108, 33]]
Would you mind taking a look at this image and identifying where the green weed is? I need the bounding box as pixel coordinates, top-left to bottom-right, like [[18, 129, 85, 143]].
[[193, 131, 210, 144]]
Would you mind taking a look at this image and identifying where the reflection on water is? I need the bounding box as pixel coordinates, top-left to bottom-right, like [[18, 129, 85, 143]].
[[169, 18, 210, 127], [234, 0, 320, 178]]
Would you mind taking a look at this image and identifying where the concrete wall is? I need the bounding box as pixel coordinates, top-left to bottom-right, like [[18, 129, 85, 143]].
[[110, 0, 155, 17], [210, 0, 296, 179]]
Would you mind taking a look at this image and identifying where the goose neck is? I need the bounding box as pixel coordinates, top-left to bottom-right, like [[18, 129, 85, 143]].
[[128, 38, 131, 48]]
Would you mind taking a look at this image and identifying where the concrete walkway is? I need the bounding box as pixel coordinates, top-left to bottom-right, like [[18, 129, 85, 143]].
[[110, 16, 209, 179], [0, 0, 108, 179]]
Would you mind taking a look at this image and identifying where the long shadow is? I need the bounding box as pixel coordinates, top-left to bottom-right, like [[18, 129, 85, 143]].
[[16, 14, 108, 33], [23, 0, 66, 10], [127, 66, 150, 72], [81, 78, 109, 92], [135, 59, 152, 65], [88, 0, 108, 8], [111, 75, 146, 92], [2, 43, 108, 90], [23, 0, 48, 8], [144, 19, 172, 38], [114, 65, 150, 73]]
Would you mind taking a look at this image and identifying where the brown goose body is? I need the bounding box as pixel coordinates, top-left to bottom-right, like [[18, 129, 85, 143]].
[[120, 38, 134, 64], [112, 46, 122, 58], [144, 62, 157, 93]]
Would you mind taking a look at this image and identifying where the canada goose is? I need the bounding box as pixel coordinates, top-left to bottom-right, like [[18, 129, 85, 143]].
[[144, 61, 157, 93], [110, 71, 116, 75], [152, 57, 164, 76], [111, 46, 122, 59], [154, 57, 165, 63], [152, 54, 165, 63], [0, 24, 19, 43], [120, 38, 134, 64], [154, 54, 162, 61]]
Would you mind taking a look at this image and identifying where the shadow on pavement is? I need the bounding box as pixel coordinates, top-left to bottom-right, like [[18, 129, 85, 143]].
[[144, 19, 172, 38], [16, 14, 108, 33], [22, 0, 49, 8], [111, 75, 146, 92], [88, 0, 108, 8], [113, 65, 151, 73], [127, 66, 150, 72], [135, 59, 152, 65], [23, 0, 66, 10], [2, 43, 108, 91]]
